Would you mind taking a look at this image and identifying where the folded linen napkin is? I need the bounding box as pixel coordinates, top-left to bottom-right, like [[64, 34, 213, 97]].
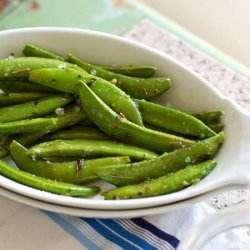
[[1, 19, 250, 250], [1, 195, 249, 249]]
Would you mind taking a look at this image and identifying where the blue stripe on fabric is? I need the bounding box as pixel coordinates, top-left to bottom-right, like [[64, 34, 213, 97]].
[[100, 219, 158, 250], [44, 212, 102, 250], [131, 218, 180, 249], [82, 218, 140, 250]]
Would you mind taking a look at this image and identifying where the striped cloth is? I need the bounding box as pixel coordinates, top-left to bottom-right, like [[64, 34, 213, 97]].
[[46, 212, 180, 250], [43, 202, 220, 250]]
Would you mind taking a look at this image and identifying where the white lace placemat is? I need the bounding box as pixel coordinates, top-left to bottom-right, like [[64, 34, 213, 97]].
[[125, 18, 250, 211]]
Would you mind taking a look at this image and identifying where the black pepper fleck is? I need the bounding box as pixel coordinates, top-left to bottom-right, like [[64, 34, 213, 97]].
[[32, 99, 39, 106]]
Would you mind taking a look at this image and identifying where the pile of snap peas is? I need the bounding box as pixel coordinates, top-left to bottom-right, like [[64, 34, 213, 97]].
[[0, 43, 225, 200]]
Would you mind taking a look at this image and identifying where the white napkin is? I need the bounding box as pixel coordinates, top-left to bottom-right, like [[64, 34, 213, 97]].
[[0, 196, 83, 250], [1, 195, 249, 250]]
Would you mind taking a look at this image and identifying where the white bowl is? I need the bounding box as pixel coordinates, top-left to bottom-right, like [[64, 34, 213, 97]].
[[0, 27, 250, 211], [0, 185, 243, 219]]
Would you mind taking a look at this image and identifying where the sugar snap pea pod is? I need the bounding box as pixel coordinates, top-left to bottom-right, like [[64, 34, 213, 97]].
[[143, 122, 172, 134], [10, 140, 130, 184], [0, 147, 8, 158], [0, 94, 72, 123], [94, 132, 224, 186], [3, 144, 99, 196], [77, 119, 96, 127], [145, 109, 224, 133], [29, 139, 158, 161], [68, 53, 171, 99], [188, 110, 224, 125], [0, 135, 7, 143], [0, 118, 56, 134], [0, 92, 52, 106], [22, 43, 156, 78], [74, 156, 131, 183], [0, 80, 57, 93], [102, 160, 217, 199], [45, 126, 109, 141], [208, 123, 224, 133], [0, 135, 9, 158], [79, 81, 194, 153], [23, 43, 66, 61], [28, 68, 143, 126], [145, 121, 224, 136], [26, 155, 127, 164], [0, 57, 84, 79], [134, 99, 216, 138], [13, 104, 87, 145], [0, 159, 99, 197], [0, 104, 88, 157], [100, 65, 156, 78]]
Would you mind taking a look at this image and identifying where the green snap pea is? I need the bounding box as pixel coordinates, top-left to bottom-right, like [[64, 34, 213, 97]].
[[0, 118, 56, 134], [79, 119, 96, 127], [28, 68, 143, 126], [0, 145, 9, 158], [0, 94, 72, 123], [208, 123, 224, 133], [102, 160, 217, 199], [29, 139, 158, 161], [79, 81, 194, 153], [0, 135, 7, 143], [44, 126, 110, 141], [100, 65, 156, 78], [0, 104, 88, 158], [10, 140, 130, 184], [0, 57, 84, 79], [68, 53, 171, 99], [3, 142, 99, 196], [0, 135, 8, 158], [144, 114, 224, 135], [94, 132, 224, 186], [143, 122, 173, 134], [13, 104, 87, 146], [145, 122, 224, 135], [0, 80, 57, 93], [188, 110, 224, 125], [0, 92, 52, 106], [135, 99, 216, 138], [23, 43, 66, 61], [23, 43, 156, 78]]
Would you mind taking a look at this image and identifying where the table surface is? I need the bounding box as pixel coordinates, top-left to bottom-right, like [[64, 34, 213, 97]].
[[1, 0, 250, 79], [141, 0, 250, 70]]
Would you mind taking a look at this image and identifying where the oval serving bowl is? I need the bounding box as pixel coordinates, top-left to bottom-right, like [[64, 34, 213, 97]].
[[0, 28, 250, 211], [0, 185, 241, 219]]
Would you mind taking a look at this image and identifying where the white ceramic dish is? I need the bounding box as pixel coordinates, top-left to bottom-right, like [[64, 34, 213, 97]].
[[0, 185, 246, 219], [0, 28, 250, 211]]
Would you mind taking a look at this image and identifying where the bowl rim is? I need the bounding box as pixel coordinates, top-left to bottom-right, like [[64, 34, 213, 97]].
[[0, 27, 250, 210]]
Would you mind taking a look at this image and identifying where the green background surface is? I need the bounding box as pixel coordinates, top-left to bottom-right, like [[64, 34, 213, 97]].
[[0, 0, 249, 77], [0, 0, 142, 34]]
